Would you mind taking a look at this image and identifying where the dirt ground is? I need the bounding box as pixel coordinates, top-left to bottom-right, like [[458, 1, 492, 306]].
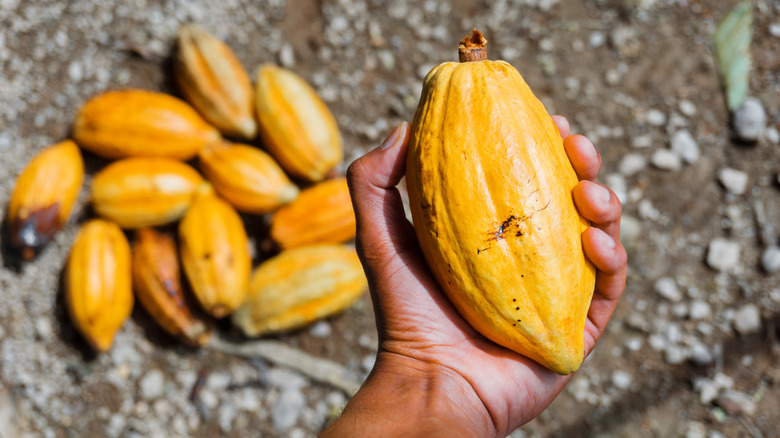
[[1, 0, 779, 437]]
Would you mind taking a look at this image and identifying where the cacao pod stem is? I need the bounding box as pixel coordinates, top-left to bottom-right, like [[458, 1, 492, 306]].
[[458, 29, 487, 63]]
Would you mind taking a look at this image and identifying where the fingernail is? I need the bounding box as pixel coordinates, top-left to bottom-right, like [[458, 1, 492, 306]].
[[593, 227, 616, 249], [380, 122, 408, 150], [577, 137, 598, 162]]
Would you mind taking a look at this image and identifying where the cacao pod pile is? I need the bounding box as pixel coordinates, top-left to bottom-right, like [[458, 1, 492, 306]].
[[5, 24, 365, 353]]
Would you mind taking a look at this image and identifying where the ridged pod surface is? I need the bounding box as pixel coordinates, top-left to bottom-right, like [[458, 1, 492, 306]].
[[175, 25, 257, 139], [269, 177, 355, 249], [133, 228, 211, 347], [66, 219, 133, 352], [73, 89, 221, 159], [232, 245, 367, 337], [198, 142, 299, 214], [406, 31, 596, 375], [91, 157, 205, 228], [6, 140, 84, 260], [255, 64, 343, 182], [179, 185, 250, 318]]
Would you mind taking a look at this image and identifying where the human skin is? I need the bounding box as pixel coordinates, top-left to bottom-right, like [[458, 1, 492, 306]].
[[321, 116, 628, 438]]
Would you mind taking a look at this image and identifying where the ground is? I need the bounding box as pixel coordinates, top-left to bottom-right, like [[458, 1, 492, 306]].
[[0, 0, 779, 437]]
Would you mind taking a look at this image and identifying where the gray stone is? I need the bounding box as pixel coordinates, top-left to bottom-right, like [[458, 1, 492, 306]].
[[706, 238, 740, 272], [139, 370, 165, 400], [34, 318, 53, 341], [760, 246, 780, 272], [733, 304, 761, 335], [272, 388, 306, 431], [651, 149, 682, 171], [655, 277, 682, 302], [619, 215, 641, 249], [645, 109, 667, 126], [308, 321, 332, 338], [218, 403, 237, 432], [611, 370, 632, 390], [685, 421, 707, 438], [718, 168, 749, 195], [716, 390, 757, 416], [688, 300, 712, 320], [733, 98, 767, 142], [670, 130, 700, 164], [267, 368, 307, 390], [664, 345, 687, 364], [632, 134, 653, 148], [589, 31, 605, 48], [619, 153, 647, 176], [688, 342, 714, 366], [278, 43, 295, 68], [679, 100, 697, 116]]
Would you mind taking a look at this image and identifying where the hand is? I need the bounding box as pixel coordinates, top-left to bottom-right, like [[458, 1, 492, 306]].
[[322, 117, 627, 437]]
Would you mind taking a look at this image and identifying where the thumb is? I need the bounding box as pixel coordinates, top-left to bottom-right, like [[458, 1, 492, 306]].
[[347, 122, 418, 279]]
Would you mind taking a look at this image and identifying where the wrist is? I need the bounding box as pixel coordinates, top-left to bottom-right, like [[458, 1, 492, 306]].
[[321, 351, 495, 437]]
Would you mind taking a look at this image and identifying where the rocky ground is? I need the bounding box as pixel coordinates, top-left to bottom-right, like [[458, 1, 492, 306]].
[[1, 0, 779, 437]]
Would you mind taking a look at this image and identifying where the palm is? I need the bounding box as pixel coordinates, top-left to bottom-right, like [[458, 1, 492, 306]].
[[348, 117, 627, 436]]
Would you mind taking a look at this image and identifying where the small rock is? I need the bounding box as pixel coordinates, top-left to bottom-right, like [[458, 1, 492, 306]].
[[679, 100, 697, 116], [638, 199, 660, 221], [267, 368, 307, 390], [34, 317, 53, 341], [651, 149, 682, 171], [611, 370, 632, 390], [361, 354, 376, 373], [647, 334, 666, 351], [706, 238, 740, 272], [619, 215, 641, 249], [309, 321, 332, 338], [140, 370, 165, 400], [732, 304, 761, 335], [645, 109, 667, 127], [619, 153, 647, 176], [716, 390, 757, 416], [589, 31, 605, 48], [198, 388, 218, 409], [655, 277, 682, 302], [760, 246, 780, 272], [272, 388, 306, 431], [604, 174, 627, 204], [685, 421, 707, 438], [764, 126, 779, 143], [688, 342, 714, 366], [632, 134, 653, 148], [688, 301, 712, 320], [278, 43, 295, 68], [664, 345, 687, 364], [732, 98, 766, 142], [770, 23, 780, 38], [610, 26, 639, 57], [670, 130, 700, 164], [218, 403, 237, 432], [718, 168, 748, 195]]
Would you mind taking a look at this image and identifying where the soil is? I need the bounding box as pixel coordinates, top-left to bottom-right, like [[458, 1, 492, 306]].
[[0, 0, 779, 437]]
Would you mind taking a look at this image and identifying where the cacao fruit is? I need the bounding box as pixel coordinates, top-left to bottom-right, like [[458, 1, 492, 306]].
[[132, 228, 211, 347], [198, 141, 299, 214], [91, 157, 205, 229], [174, 25, 257, 140], [406, 30, 596, 374], [6, 140, 84, 260], [73, 89, 220, 159], [231, 245, 367, 337], [66, 219, 133, 352], [255, 64, 343, 182], [269, 177, 355, 249], [179, 184, 250, 318]]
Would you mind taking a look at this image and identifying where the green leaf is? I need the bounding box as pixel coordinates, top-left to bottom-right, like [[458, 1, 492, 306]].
[[713, 2, 753, 112]]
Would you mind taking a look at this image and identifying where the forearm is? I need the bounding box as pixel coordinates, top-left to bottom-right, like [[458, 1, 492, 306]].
[[320, 352, 496, 438]]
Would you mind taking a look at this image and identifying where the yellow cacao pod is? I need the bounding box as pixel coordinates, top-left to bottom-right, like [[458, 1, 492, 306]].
[[66, 219, 133, 352], [406, 31, 596, 375], [73, 89, 221, 159], [231, 245, 367, 337], [132, 228, 211, 347], [255, 64, 343, 182], [174, 25, 257, 140], [6, 140, 84, 260], [198, 142, 299, 214], [269, 177, 355, 249], [179, 185, 250, 318], [91, 157, 205, 229]]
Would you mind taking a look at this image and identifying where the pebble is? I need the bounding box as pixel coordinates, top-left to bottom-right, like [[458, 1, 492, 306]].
[[218, 403, 237, 432], [732, 304, 761, 335], [619, 153, 647, 176], [706, 238, 740, 272], [732, 98, 766, 142], [717, 168, 748, 195], [688, 342, 713, 366], [139, 370, 165, 400], [655, 277, 682, 302], [770, 23, 780, 37], [619, 215, 641, 249], [685, 421, 707, 438], [632, 134, 653, 148], [644, 109, 667, 126], [267, 368, 307, 390], [760, 246, 780, 272], [670, 130, 700, 164], [664, 345, 688, 365], [278, 43, 295, 68], [716, 390, 757, 416], [651, 149, 682, 171], [309, 321, 332, 338], [679, 100, 697, 116], [611, 370, 632, 390], [589, 31, 605, 48], [272, 388, 306, 431], [638, 199, 660, 221], [688, 301, 712, 320], [34, 318, 53, 341], [604, 174, 627, 204]]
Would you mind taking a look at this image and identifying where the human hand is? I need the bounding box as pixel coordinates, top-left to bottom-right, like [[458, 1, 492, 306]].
[[322, 117, 627, 437]]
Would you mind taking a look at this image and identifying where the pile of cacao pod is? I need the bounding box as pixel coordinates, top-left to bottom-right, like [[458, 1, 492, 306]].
[[5, 25, 367, 352]]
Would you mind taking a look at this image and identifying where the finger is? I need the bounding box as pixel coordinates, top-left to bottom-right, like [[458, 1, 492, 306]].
[[551, 115, 570, 140], [582, 227, 627, 334], [347, 122, 419, 272], [572, 181, 621, 238], [563, 135, 601, 181]]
